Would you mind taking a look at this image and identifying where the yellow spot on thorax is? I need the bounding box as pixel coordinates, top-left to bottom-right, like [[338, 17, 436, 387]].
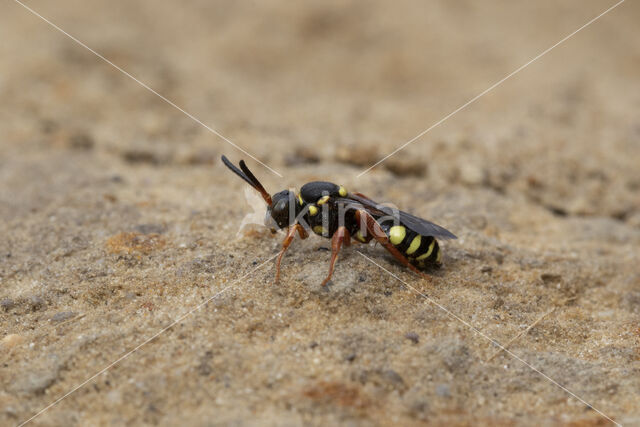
[[313, 225, 325, 235], [308, 205, 318, 216], [416, 240, 435, 260], [297, 193, 304, 205], [317, 195, 330, 205], [338, 186, 347, 197], [389, 226, 406, 245], [406, 235, 421, 255]]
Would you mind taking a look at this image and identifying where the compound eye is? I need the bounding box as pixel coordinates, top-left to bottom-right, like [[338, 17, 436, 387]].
[[274, 199, 288, 214]]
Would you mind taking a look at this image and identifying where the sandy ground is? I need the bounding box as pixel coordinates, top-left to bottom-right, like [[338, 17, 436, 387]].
[[1, 1, 639, 425]]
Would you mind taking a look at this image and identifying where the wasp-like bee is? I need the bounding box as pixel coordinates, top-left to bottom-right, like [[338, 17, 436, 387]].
[[222, 156, 456, 286]]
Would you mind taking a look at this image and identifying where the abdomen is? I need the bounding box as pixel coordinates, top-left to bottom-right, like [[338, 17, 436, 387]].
[[380, 222, 441, 269]]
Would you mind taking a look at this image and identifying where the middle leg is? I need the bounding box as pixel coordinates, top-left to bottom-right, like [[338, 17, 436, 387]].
[[321, 226, 350, 287]]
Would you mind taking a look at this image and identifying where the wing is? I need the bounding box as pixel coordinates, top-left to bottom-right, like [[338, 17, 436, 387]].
[[340, 193, 457, 240]]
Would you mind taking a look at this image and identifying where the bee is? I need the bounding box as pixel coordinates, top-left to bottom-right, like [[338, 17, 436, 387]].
[[222, 156, 456, 286]]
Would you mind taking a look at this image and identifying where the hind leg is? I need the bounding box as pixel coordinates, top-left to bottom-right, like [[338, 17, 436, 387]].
[[355, 210, 431, 280]]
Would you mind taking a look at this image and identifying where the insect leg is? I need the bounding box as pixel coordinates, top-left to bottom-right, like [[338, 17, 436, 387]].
[[296, 225, 309, 240], [275, 224, 303, 284], [355, 209, 431, 280], [321, 226, 350, 287]]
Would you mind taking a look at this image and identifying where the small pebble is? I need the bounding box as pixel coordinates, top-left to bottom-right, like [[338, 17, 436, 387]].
[[285, 147, 320, 166], [197, 361, 212, 377], [14, 370, 57, 394], [1, 298, 15, 311], [383, 369, 405, 387], [436, 384, 451, 397], [50, 311, 77, 323], [459, 164, 486, 185], [29, 296, 46, 311], [405, 332, 419, 344], [540, 273, 562, 284], [69, 132, 94, 150], [384, 157, 426, 177], [2, 334, 25, 349], [334, 145, 379, 167], [133, 223, 166, 235]]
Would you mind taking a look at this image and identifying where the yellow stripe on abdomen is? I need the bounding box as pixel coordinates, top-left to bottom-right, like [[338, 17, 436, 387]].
[[416, 240, 435, 261], [406, 235, 421, 255], [389, 226, 406, 245]]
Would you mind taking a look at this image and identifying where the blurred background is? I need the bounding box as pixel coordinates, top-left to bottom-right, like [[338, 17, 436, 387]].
[[1, 1, 639, 425], [1, 0, 638, 222]]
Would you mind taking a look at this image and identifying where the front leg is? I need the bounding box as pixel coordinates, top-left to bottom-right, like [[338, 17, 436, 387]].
[[275, 224, 304, 284], [321, 226, 350, 287]]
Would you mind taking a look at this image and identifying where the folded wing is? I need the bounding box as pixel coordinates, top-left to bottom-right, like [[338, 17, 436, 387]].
[[341, 193, 457, 240]]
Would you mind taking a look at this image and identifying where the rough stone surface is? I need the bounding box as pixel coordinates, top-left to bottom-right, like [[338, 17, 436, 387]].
[[50, 311, 78, 323], [1, 1, 639, 426], [1, 334, 25, 350], [0, 299, 15, 311]]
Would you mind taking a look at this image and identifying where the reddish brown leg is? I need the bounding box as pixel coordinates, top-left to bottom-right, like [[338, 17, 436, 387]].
[[355, 210, 431, 279], [275, 224, 304, 284], [320, 226, 350, 287], [296, 225, 309, 240], [342, 231, 351, 247]]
